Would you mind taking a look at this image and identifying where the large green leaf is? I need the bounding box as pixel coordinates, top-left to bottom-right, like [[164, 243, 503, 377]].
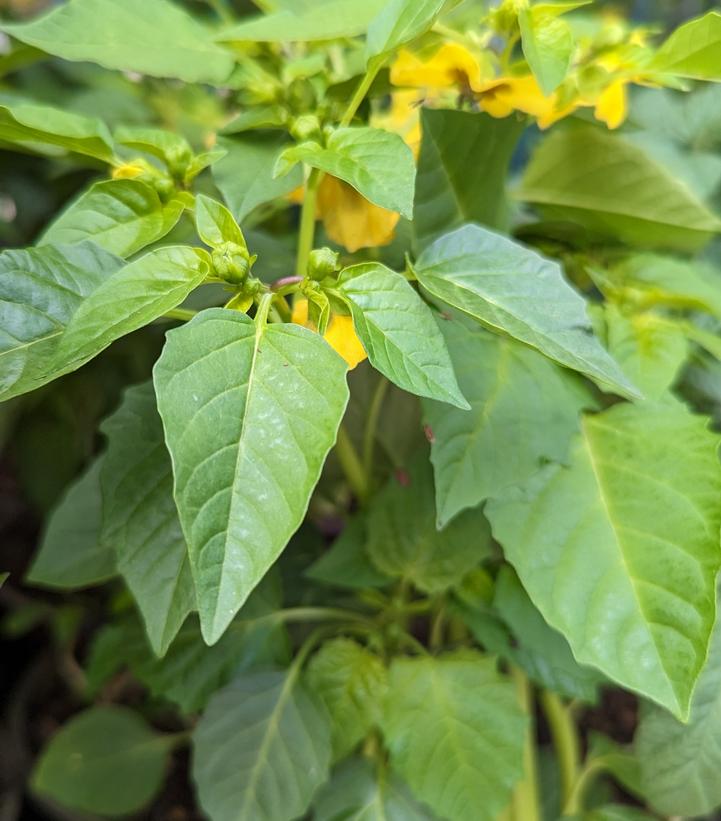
[[218, 0, 386, 42], [635, 610, 721, 817], [192, 669, 332, 821], [367, 455, 492, 592], [213, 135, 303, 222], [518, 127, 721, 253], [26, 457, 115, 589], [414, 109, 525, 248], [413, 224, 637, 399], [2, 0, 235, 84], [276, 127, 415, 219], [32, 706, 173, 816], [306, 638, 387, 759], [41, 180, 186, 258], [153, 309, 349, 643], [100, 382, 194, 657], [380, 652, 526, 821], [54, 246, 209, 374], [519, 3, 583, 95], [652, 11, 721, 81], [486, 401, 721, 719], [365, 0, 447, 62], [0, 99, 114, 161], [494, 566, 605, 703], [0, 242, 123, 403], [338, 263, 467, 408], [313, 758, 438, 820], [424, 314, 593, 527]]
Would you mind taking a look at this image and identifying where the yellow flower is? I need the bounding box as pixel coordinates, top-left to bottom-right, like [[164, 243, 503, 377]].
[[391, 42, 490, 94], [317, 176, 400, 253], [291, 298, 367, 369], [593, 77, 628, 129]]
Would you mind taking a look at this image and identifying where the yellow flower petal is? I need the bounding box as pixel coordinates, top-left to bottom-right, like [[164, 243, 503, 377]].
[[391, 42, 488, 93], [479, 75, 558, 120], [112, 161, 145, 180], [594, 78, 628, 129], [323, 314, 367, 369], [317, 176, 399, 253], [292, 298, 367, 369]]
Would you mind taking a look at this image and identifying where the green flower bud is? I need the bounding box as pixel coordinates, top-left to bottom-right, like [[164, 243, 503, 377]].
[[290, 114, 322, 143], [308, 247, 340, 280], [212, 242, 251, 285], [165, 143, 194, 178], [151, 176, 176, 203], [286, 77, 317, 114]]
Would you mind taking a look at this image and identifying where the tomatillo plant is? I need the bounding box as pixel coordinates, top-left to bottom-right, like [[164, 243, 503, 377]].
[[3, 0, 721, 819]]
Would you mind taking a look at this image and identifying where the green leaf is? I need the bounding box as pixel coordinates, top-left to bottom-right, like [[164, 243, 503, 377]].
[[2, 0, 235, 85], [600, 253, 721, 318], [584, 807, 655, 821], [31, 706, 173, 816], [519, 3, 584, 95], [313, 757, 438, 820], [153, 309, 349, 644], [100, 382, 194, 657], [413, 224, 638, 399], [195, 193, 246, 249], [40, 180, 185, 258], [86, 574, 287, 712], [306, 638, 387, 759], [276, 127, 415, 219], [635, 608, 721, 816], [366, 0, 447, 62], [494, 566, 605, 702], [0, 242, 123, 403], [54, 246, 209, 374], [26, 457, 115, 589], [218, 0, 387, 43], [213, 135, 303, 222], [601, 305, 688, 401], [0, 99, 114, 161], [367, 454, 492, 592], [486, 401, 721, 719], [380, 652, 527, 821], [338, 262, 467, 408], [192, 669, 332, 821], [652, 11, 721, 81], [115, 126, 192, 165], [306, 513, 391, 589], [414, 109, 525, 248], [518, 126, 721, 253], [424, 314, 594, 527]]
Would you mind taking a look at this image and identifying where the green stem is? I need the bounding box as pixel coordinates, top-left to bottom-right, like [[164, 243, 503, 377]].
[[510, 667, 541, 821], [206, 0, 233, 24], [541, 690, 581, 809], [336, 424, 369, 503], [162, 308, 197, 322], [563, 758, 607, 816], [254, 291, 274, 328], [295, 167, 321, 278], [339, 57, 386, 128], [429, 598, 446, 651], [362, 376, 389, 491]]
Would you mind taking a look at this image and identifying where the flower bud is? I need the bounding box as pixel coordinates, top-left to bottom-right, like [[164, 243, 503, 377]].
[[308, 247, 340, 280], [290, 114, 322, 143], [212, 242, 251, 285]]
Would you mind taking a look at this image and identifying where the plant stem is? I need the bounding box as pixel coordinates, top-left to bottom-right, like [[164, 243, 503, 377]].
[[541, 690, 581, 809], [510, 667, 541, 821], [206, 0, 233, 24], [429, 598, 446, 650], [339, 57, 386, 128], [563, 758, 607, 816], [295, 167, 321, 278], [162, 307, 197, 322], [362, 376, 389, 491], [254, 291, 274, 328], [336, 425, 369, 503]]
